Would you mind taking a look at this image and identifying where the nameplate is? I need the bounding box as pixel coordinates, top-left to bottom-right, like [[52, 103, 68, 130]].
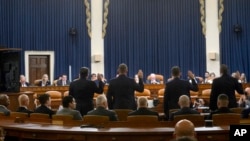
[[230, 125, 250, 141]]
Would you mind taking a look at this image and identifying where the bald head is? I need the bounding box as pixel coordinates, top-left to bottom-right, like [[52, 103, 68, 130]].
[[96, 95, 108, 108], [174, 119, 196, 138], [0, 94, 10, 107], [178, 95, 190, 108], [137, 96, 148, 108], [18, 94, 30, 107]]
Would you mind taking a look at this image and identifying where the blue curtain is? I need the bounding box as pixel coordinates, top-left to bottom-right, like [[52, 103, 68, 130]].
[[0, 0, 90, 80], [104, 0, 206, 82], [220, 0, 250, 81]]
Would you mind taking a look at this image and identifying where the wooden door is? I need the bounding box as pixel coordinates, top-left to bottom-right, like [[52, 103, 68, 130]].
[[29, 55, 50, 85]]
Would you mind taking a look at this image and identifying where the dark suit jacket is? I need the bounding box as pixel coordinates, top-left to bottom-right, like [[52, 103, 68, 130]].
[[128, 107, 159, 118], [207, 107, 234, 119], [241, 107, 250, 119], [19, 82, 30, 87], [169, 107, 200, 121], [209, 74, 244, 111], [107, 74, 144, 110], [16, 106, 33, 116], [34, 105, 55, 118], [38, 80, 51, 86], [69, 78, 104, 116], [164, 77, 198, 120], [87, 106, 118, 121], [56, 80, 71, 86]]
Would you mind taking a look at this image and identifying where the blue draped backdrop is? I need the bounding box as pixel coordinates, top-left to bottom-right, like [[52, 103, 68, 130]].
[[104, 0, 206, 82], [0, 0, 90, 80], [220, 0, 250, 81]]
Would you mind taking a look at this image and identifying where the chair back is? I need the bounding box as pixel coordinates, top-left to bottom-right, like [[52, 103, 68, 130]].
[[135, 89, 151, 98], [45, 90, 62, 109], [52, 115, 74, 125], [230, 107, 244, 114], [113, 109, 133, 121], [212, 113, 240, 126], [173, 114, 205, 127], [63, 91, 69, 97], [10, 112, 29, 120], [29, 113, 51, 123], [127, 115, 158, 123], [158, 88, 165, 98], [83, 115, 109, 126]]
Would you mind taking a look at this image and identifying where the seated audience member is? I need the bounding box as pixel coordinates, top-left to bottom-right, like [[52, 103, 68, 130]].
[[19, 75, 30, 87], [240, 73, 247, 83], [207, 94, 233, 119], [207, 72, 215, 84], [87, 95, 118, 121], [56, 95, 82, 120], [99, 73, 107, 84], [38, 74, 51, 86], [16, 94, 33, 115], [128, 96, 159, 118], [34, 93, 55, 118], [91, 73, 97, 81], [146, 73, 160, 84], [173, 119, 196, 139], [169, 95, 199, 121], [0, 94, 11, 116], [57, 74, 70, 86], [238, 87, 250, 108], [203, 71, 210, 84], [192, 98, 205, 109]]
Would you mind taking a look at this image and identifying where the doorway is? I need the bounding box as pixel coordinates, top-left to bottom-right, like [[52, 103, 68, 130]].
[[25, 51, 54, 86]]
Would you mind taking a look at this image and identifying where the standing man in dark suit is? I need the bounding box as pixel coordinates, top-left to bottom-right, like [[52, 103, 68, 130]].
[[69, 67, 104, 116], [107, 63, 144, 110], [164, 66, 198, 120], [209, 64, 244, 111], [128, 96, 159, 118], [57, 74, 71, 86]]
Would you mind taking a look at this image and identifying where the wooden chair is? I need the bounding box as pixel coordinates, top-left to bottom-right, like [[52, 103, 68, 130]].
[[147, 74, 164, 84], [45, 90, 62, 109], [173, 114, 205, 127], [135, 89, 151, 98], [158, 88, 165, 98], [63, 91, 69, 97], [83, 115, 109, 126], [112, 109, 133, 121], [212, 113, 241, 126], [52, 115, 74, 125], [230, 107, 244, 114], [10, 112, 29, 120], [127, 115, 159, 123], [29, 113, 51, 123]]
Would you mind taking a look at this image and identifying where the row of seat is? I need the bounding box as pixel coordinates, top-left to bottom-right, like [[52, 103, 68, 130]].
[[1, 111, 246, 127]]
